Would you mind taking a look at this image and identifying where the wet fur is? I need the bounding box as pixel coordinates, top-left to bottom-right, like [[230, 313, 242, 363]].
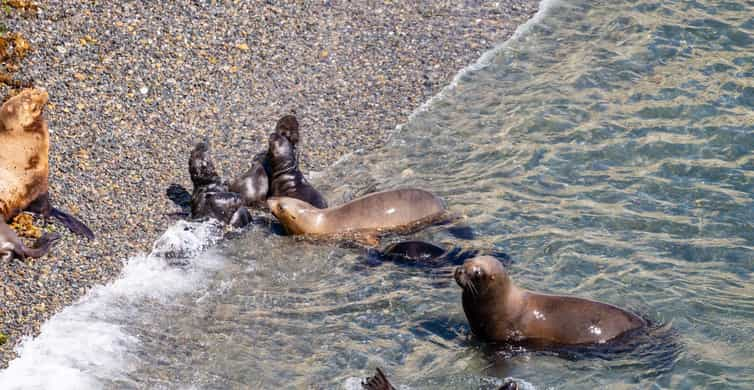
[[455, 256, 646, 346], [268, 133, 328, 209], [189, 141, 251, 227], [267, 189, 446, 244]]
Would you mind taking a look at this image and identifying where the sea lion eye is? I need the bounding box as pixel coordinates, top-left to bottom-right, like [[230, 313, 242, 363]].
[[472, 267, 482, 278]]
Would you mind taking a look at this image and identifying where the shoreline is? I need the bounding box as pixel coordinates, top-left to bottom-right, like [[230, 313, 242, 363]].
[[0, 0, 539, 367]]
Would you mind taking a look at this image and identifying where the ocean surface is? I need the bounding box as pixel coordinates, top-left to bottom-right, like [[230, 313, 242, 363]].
[[2, 0, 753, 388]]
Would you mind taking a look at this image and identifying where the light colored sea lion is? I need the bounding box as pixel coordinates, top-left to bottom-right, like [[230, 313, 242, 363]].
[[0, 219, 60, 261], [0, 88, 50, 220], [455, 256, 646, 346], [267, 188, 446, 243], [0, 88, 93, 239]]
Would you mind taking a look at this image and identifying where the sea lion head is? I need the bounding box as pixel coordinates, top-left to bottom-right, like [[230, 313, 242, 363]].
[[454, 255, 509, 298], [0, 88, 48, 134], [274, 114, 299, 146], [189, 140, 222, 187], [268, 132, 297, 176], [266, 196, 319, 235]]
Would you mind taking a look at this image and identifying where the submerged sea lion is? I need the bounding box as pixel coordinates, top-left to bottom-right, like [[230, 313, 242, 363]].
[[361, 367, 519, 390], [189, 141, 251, 227], [267, 188, 445, 243], [268, 132, 328, 208], [455, 256, 646, 346], [0, 88, 93, 239], [0, 219, 60, 261]]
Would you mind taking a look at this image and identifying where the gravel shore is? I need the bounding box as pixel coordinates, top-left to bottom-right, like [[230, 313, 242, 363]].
[[0, 0, 538, 366]]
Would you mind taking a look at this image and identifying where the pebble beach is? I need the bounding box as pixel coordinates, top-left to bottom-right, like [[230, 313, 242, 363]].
[[0, 0, 538, 367]]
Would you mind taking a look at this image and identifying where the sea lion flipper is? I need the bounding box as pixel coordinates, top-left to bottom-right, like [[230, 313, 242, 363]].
[[50, 208, 95, 240], [362, 367, 396, 390], [230, 207, 252, 228], [499, 379, 519, 390], [17, 232, 61, 259]]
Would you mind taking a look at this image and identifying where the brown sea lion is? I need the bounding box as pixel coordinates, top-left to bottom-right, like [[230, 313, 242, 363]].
[[455, 256, 646, 346], [267, 188, 446, 243], [188, 140, 251, 227], [0, 219, 60, 261], [0, 88, 93, 239], [267, 132, 328, 208]]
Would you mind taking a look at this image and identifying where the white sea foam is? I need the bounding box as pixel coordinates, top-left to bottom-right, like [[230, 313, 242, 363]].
[[0, 221, 224, 390]]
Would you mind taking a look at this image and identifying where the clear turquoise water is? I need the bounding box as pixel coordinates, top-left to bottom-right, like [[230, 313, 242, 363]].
[[3, 0, 753, 388]]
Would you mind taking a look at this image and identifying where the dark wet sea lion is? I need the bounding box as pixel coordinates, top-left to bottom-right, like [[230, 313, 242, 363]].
[[268, 132, 328, 208], [267, 189, 445, 244], [0, 88, 94, 239], [274, 114, 299, 147], [455, 256, 646, 346], [0, 219, 60, 261], [188, 141, 251, 227], [382, 240, 447, 261], [229, 160, 268, 207], [362, 368, 395, 390], [361, 367, 519, 390]]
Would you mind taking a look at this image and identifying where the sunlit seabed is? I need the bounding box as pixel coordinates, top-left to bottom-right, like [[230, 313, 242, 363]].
[[2, 0, 754, 388]]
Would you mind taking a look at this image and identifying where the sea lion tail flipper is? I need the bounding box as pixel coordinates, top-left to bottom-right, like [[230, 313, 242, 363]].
[[50, 208, 95, 240], [362, 367, 396, 390], [230, 207, 252, 228], [18, 232, 61, 259]]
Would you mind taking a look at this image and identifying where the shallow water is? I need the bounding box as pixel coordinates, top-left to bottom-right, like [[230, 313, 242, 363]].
[[2, 0, 754, 388]]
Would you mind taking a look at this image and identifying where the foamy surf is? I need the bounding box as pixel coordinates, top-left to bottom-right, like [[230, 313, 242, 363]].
[[0, 221, 224, 390]]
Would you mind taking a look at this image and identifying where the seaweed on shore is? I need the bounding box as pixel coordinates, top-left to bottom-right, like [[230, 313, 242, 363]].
[[0, 333, 7, 346], [3, 0, 38, 14]]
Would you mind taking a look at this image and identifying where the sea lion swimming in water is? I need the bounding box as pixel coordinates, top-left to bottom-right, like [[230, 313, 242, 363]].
[[0, 88, 94, 239], [455, 256, 646, 346], [361, 367, 520, 390], [188, 141, 251, 227], [0, 219, 60, 261], [267, 188, 446, 244], [267, 132, 328, 208]]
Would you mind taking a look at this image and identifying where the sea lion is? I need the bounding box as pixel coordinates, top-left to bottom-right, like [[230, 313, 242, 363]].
[[188, 141, 251, 227], [226, 114, 300, 206], [382, 240, 447, 261], [0, 219, 60, 261], [273, 114, 300, 148], [228, 160, 268, 207], [267, 188, 446, 243], [361, 367, 520, 390], [0, 88, 94, 239], [455, 256, 646, 346], [267, 132, 328, 208]]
